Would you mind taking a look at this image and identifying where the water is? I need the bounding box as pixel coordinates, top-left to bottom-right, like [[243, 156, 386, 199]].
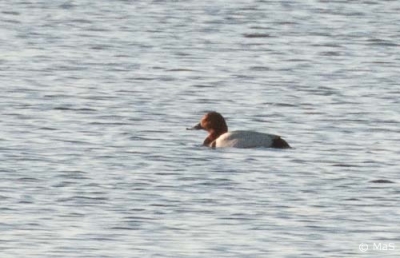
[[1, 0, 400, 257]]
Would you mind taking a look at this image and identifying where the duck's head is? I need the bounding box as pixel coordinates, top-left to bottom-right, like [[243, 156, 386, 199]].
[[187, 111, 228, 146]]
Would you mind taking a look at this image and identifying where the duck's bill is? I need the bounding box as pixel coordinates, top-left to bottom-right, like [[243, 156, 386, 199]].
[[186, 123, 203, 130]]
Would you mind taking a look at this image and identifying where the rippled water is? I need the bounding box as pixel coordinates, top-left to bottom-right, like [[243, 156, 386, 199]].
[[1, 0, 400, 257]]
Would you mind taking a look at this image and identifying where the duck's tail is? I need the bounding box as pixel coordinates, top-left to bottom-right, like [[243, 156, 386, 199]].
[[272, 136, 291, 149]]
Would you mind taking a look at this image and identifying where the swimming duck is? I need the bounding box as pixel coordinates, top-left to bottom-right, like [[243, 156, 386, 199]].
[[188, 111, 290, 148]]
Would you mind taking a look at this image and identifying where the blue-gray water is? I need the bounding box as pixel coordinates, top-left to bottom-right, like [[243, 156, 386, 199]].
[[1, 1, 400, 257]]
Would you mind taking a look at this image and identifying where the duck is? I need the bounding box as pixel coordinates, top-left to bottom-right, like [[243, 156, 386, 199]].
[[187, 111, 290, 148]]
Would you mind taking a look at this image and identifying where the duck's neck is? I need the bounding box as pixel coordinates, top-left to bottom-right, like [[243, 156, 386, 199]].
[[203, 129, 227, 147]]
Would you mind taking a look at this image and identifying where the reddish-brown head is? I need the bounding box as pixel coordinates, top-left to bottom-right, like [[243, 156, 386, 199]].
[[188, 111, 228, 146]]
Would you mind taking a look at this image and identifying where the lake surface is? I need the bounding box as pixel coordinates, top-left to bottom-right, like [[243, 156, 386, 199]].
[[1, 0, 400, 257]]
